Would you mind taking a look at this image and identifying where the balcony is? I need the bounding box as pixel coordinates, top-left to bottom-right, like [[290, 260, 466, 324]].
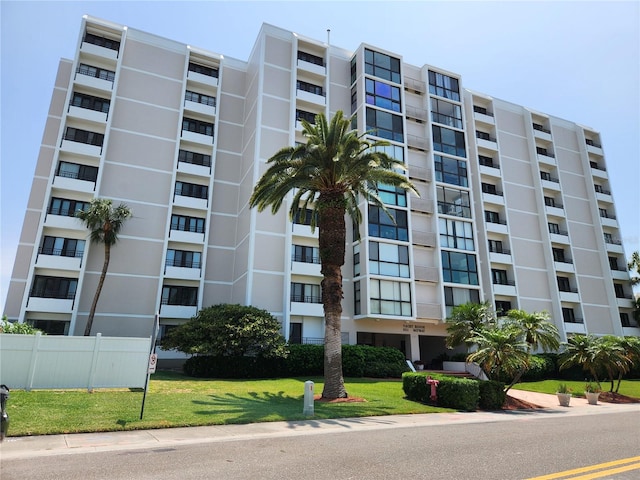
[[404, 77, 426, 94], [187, 69, 219, 88], [35, 252, 82, 271], [408, 165, 432, 182], [52, 175, 96, 194], [291, 259, 321, 276], [537, 152, 557, 167], [559, 290, 580, 303], [414, 266, 439, 283], [405, 105, 428, 123], [412, 230, 437, 247], [184, 99, 216, 118], [554, 260, 575, 274], [493, 282, 517, 296], [410, 197, 433, 214], [181, 129, 214, 145], [533, 124, 552, 141], [80, 40, 119, 61], [290, 297, 324, 316], [604, 239, 624, 254], [26, 297, 74, 314], [43, 214, 85, 230], [611, 268, 630, 281], [160, 304, 198, 318], [564, 321, 586, 334], [68, 105, 108, 124], [173, 194, 208, 210], [177, 161, 210, 177], [590, 163, 608, 180], [164, 265, 201, 280], [476, 136, 498, 151], [549, 231, 570, 244], [296, 88, 326, 106], [586, 141, 603, 155], [616, 297, 634, 309], [545, 205, 565, 218], [416, 302, 442, 321], [482, 191, 505, 206], [406, 134, 429, 151], [292, 223, 317, 238], [75, 64, 115, 91], [489, 251, 512, 264], [297, 58, 326, 76], [600, 214, 618, 228], [168, 229, 205, 244], [474, 110, 495, 125]]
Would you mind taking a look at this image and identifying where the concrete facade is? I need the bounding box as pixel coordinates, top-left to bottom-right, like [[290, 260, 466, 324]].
[[3, 16, 637, 364]]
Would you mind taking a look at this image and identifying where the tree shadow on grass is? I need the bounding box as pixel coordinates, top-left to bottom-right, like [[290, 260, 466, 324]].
[[191, 390, 398, 424]]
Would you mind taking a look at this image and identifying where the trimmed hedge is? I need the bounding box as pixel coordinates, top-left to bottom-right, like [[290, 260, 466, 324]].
[[402, 372, 479, 411], [183, 344, 410, 379], [478, 380, 506, 410]]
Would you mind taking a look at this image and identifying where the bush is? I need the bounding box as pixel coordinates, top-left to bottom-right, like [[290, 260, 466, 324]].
[[182, 344, 410, 379], [521, 354, 556, 381], [478, 380, 506, 410], [0, 317, 42, 334], [402, 372, 479, 411]]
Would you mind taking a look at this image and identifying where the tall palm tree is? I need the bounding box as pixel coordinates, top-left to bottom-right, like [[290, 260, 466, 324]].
[[503, 309, 559, 390], [445, 301, 495, 351], [249, 111, 417, 399], [76, 198, 132, 336]]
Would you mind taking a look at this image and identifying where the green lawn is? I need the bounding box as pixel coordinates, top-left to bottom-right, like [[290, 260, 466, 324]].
[[512, 379, 640, 398], [6, 371, 453, 437]]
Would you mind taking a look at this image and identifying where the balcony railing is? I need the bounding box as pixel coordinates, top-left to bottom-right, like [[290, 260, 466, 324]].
[[292, 254, 320, 264], [290, 294, 322, 304], [493, 279, 515, 286], [165, 259, 201, 269], [604, 237, 622, 245], [77, 64, 116, 83], [489, 247, 511, 255], [438, 201, 471, 218], [39, 247, 83, 258], [533, 123, 551, 134]]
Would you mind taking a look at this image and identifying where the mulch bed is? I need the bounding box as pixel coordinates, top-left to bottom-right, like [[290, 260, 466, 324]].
[[314, 394, 367, 403]]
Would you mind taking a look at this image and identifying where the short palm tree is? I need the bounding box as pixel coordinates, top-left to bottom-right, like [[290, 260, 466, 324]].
[[445, 301, 495, 351], [559, 334, 601, 382], [76, 198, 132, 336], [249, 110, 417, 399], [503, 309, 559, 390], [467, 325, 529, 381]]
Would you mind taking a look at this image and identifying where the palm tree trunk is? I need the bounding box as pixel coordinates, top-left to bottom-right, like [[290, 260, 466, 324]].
[[318, 193, 347, 399], [84, 244, 110, 336]]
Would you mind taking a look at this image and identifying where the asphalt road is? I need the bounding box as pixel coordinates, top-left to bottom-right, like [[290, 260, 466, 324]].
[[2, 411, 639, 479]]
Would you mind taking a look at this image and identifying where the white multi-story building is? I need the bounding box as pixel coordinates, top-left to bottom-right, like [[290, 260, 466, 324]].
[[3, 16, 637, 365]]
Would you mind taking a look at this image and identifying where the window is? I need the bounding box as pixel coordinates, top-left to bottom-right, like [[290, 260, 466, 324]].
[[548, 222, 560, 235], [481, 183, 499, 195], [298, 51, 324, 66], [495, 301, 512, 316], [378, 183, 406, 207], [544, 196, 556, 207], [161, 286, 198, 306], [476, 131, 491, 141], [441, 251, 478, 285], [368, 205, 408, 241], [599, 208, 611, 218], [293, 245, 320, 264], [434, 155, 468, 187], [291, 283, 321, 303], [553, 248, 567, 263], [56, 161, 98, 182], [608, 256, 619, 270], [436, 186, 471, 218], [175, 181, 208, 199], [540, 171, 555, 182], [369, 241, 410, 277], [370, 279, 411, 316], [474, 105, 489, 115], [64, 127, 104, 146], [182, 118, 214, 137], [432, 125, 466, 157], [373, 143, 404, 163], [354, 280, 361, 315], [353, 244, 361, 276], [188, 61, 219, 78], [48, 198, 90, 217], [536, 146, 551, 156], [31, 275, 78, 299], [620, 313, 631, 327], [492, 269, 509, 285], [478, 155, 494, 168], [28, 319, 68, 335], [604, 233, 614, 244], [431, 98, 462, 128], [533, 123, 550, 134], [364, 49, 401, 84], [488, 239, 504, 254], [297, 80, 324, 96], [185, 90, 216, 107], [557, 277, 571, 292], [40, 236, 85, 258], [296, 109, 317, 123], [562, 308, 580, 323], [484, 211, 502, 224], [178, 149, 211, 167], [166, 249, 201, 268], [71, 92, 110, 113], [77, 63, 115, 82], [366, 108, 404, 142], [439, 218, 474, 251], [289, 323, 303, 344], [428, 71, 460, 101], [594, 184, 610, 194], [614, 284, 626, 298], [365, 78, 401, 112], [444, 287, 479, 317], [293, 209, 317, 226], [84, 32, 120, 51], [170, 214, 205, 233]]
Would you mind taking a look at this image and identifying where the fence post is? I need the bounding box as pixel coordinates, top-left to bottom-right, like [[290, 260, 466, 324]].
[[25, 332, 42, 392], [87, 333, 102, 392]]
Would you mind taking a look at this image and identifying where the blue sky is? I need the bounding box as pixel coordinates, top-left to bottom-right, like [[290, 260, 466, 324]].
[[1, 0, 639, 311]]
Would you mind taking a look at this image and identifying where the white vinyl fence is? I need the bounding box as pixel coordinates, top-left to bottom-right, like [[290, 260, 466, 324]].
[[0, 333, 152, 391]]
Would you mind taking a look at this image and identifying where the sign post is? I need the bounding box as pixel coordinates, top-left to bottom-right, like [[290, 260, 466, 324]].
[[140, 314, 160, 420]]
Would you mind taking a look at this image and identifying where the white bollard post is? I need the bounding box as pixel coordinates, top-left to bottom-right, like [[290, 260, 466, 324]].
[[303, 380, 315, 416]]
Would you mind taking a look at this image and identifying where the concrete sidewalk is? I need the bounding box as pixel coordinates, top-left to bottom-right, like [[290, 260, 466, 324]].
[[1, 392, 638, 460]]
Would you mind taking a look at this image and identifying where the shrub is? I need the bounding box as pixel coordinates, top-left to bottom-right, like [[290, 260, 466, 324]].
[[521, 354, 556, 381], [0, 317, 42, 334], [402, 372, 479, 411], [478, 380, 506, 410]]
